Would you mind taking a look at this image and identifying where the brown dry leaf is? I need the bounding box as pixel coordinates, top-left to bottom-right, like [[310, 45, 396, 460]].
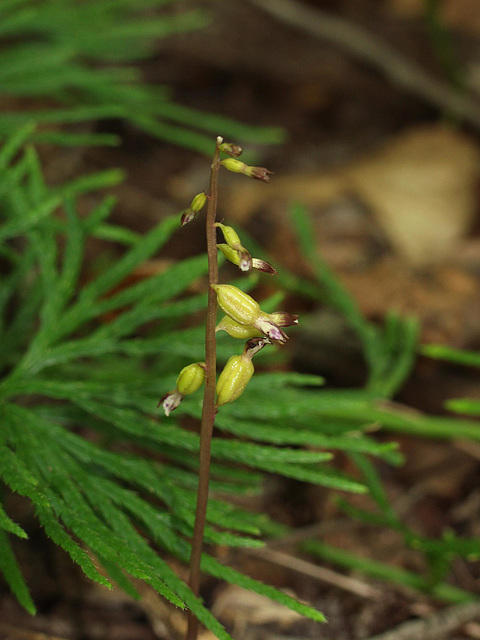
[[227, 125, 480, 267], [385, 0, 425, 17], [348, 125, 480, 266], [442, 0, 480, 35], [211, 584, 303, 628], [386, 0, 480, 32]]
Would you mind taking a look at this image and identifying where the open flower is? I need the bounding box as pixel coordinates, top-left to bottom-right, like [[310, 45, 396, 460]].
[[215, 223, 252, 271], [217, 244, 277, 275], [211, 284, 296, 344]]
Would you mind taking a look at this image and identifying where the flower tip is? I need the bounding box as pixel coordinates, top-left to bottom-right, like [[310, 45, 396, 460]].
[[160, 391, 182, 416], [269, 311, 299, 327], [219, 141, 243, 157], [269, 327, 288, 343], [251, 258, 278, 275], [180, 210, 195, 226], [256, 318, 288, 344], [249, 167, 273, 183]]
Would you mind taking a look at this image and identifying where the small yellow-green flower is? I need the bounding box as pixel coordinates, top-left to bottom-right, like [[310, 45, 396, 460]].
[[180, 191, 207, 226], [220, 158, 272, 183], [218, 141, 243, 157], [176, 362, 206, 395], [217, 244, 277, 275], [161, 362, 206, 416], [216, 337, 270, 406], [216, 354, 254, 406], [215, 223, 252, 271], [212, 284, 290, 344], [211, 284, 260, 327]]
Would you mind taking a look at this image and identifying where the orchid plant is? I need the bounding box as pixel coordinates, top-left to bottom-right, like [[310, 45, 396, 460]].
[[160, 137, 298, 640]]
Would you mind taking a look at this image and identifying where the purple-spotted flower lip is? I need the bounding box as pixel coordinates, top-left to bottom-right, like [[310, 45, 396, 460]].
[[180, 209, 196, 226], [159, 390, 183, 416], [236, 247, 252, 272], [254, 317, 288, 344]]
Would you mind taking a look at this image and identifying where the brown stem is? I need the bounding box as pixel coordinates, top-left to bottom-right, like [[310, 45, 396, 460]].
[[186, 138, 221, 640]]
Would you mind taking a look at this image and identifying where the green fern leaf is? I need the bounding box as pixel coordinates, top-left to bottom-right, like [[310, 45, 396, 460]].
[[0, 528, 36, 614], [0, 502, 28, 539]]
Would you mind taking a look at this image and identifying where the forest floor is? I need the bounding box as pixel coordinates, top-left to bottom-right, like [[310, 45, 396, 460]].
[[3, 1, 480, 639]]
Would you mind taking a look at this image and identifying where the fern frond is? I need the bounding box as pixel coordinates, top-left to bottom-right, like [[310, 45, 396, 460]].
[[0, 528, 36, 614], [0, 503, 28, 539]]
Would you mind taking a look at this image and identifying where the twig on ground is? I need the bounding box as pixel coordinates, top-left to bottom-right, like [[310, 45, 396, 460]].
[[247, 0, 480, 130], [366, 601, 480, 640], [265, 518, 356, 549], [0, 624, 69, 640], [245, 547, 381, 599]]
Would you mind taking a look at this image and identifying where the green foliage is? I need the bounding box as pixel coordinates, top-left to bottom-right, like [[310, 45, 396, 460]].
[[0, 0, 284, 153], [304, 539, 475, 604], [288, 202, 420, 398], [2, 124, 479, 635], [4, 129, 408, 635], [279, 203, 480, 605]]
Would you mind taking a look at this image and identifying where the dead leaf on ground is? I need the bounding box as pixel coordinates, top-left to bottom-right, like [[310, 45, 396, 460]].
[[348, 125, 480, 266], [211, 584, 304, 629], [226, 124, 480, 267]]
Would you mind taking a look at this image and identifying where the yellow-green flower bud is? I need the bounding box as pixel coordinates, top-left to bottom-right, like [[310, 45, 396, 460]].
[[218, 141, 243, 157], [180, 192, 207, 226], [216, 315, 263, 339], [216, 355, 254, 406], [190, 191, 207, 213], [211, 284, 260, 326], [220, 158, 247, 175], [217, 243, 239, 264], [176, 362, 206, 395]]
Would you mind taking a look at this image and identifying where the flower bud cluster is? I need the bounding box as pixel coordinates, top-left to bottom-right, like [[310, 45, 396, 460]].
[[161, 139, 298, 415], [212, 284, 297, 345]]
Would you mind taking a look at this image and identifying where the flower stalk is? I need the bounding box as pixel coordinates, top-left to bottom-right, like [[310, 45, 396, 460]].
[[160, 136, 297, 640], [185, 137, 222, 640]]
